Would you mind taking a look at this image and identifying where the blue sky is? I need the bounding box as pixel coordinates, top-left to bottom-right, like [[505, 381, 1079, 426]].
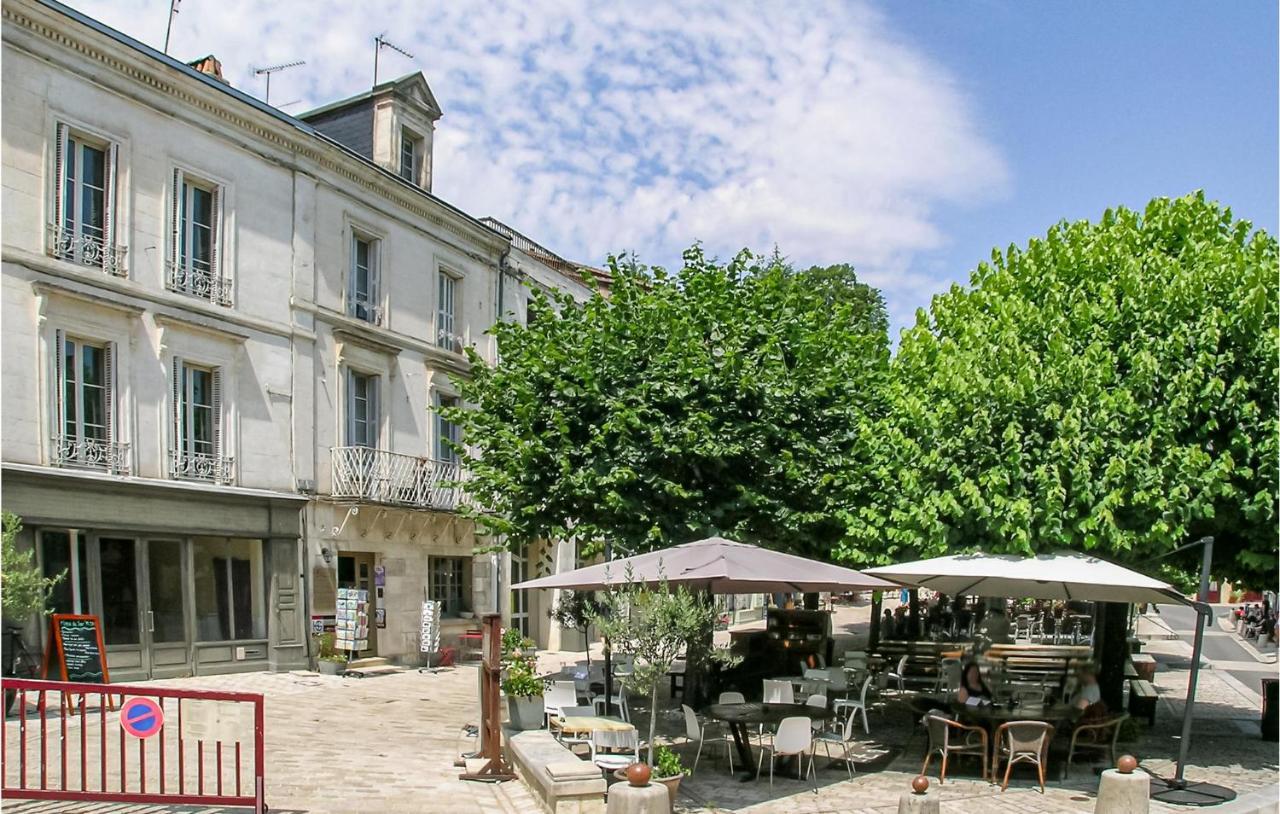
[[885, 1, 1279, 331], [73, 1, 1278, 337]]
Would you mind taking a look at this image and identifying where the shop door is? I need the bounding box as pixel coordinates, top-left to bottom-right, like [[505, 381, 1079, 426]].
[[337, 553, 378, 656], [95, 537, 147, 681], [142, 539, 191, 678]]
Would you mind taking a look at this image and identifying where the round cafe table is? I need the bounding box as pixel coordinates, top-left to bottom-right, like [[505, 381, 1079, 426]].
[[706, 702, 836, 781]]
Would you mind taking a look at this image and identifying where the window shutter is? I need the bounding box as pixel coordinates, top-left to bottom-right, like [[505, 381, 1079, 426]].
[[102, 142, 119, 271], [209, 185, 223, 299], [211, 368, 224, 466], [53, 124, 69, 233], [343, 368, 355, 447], [171, 357, 184, 463], [370, 376, 381, 449], [347, 233, 357, 316], [103, 342, 116, 447], [369, 242, 381, 325], [53, 329, 66, 441], [169, 169, 183, 273]]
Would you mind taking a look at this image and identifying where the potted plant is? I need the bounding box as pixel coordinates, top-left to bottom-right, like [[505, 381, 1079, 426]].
[[502, 652, 545, 730], [2, 512, 63, 713], [590, 572, 739, 774], [652, 745, 689, 808], [314, 633, 347, 675]]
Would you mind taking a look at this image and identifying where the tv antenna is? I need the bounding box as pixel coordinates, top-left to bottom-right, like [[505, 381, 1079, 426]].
[[254, 60, 305, 105], [162, 0, 181, 55], [373, 34, 414, 87]]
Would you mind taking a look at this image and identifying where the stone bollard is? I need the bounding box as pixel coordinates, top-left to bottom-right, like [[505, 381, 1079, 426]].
[[1094, 755, 1149, 814], [607, 781, 668, 814], [897, 776, 940, 814]]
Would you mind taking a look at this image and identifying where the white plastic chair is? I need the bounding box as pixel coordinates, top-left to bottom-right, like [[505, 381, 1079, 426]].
[[805, 693, 828, 733], [813, 702, 861, 779], [680, 703, 733, 774], [718, 691, 746, 705], [589, 726, 640, 772], [591, 678, 629, 722], [833, 675, 874, 734], [884, 655, 909, 693], [544, 680, 578, 725], [762, 679, 795, 704], [757, 716, 816, 790]]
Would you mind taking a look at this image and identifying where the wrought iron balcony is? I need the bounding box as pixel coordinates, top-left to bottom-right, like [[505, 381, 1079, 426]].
[[46, 223, 127, 277], [165, 261, 233, 307], [330, 447, 466, 512], [52, 435, 130, 476], [170, 448, 235, 485]]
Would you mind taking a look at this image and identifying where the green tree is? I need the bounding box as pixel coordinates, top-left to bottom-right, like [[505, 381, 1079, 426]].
[[451, 245, 890, 558], [793, 263, 889, 339], [0, 512, 63, 622], [843, 193, 1278, 584]]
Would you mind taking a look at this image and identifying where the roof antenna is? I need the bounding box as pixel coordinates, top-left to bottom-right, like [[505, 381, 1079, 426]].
[[162, 0, 181, 55], [253, 60, 306, 105], [373, 33, 414, 87]]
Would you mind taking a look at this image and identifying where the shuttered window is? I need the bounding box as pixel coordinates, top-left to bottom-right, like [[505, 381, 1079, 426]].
[[437, 272, 457, 348], [345, 369, 379, 448], [50, 123, 121, 274], [171, 358, 226, 481], [169, 170, 228, 305], [434, 392, 460, 462], [349, 234, 380, 324]]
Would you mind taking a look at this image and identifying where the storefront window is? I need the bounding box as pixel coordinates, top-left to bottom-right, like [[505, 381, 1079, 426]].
[[39, 530, 89, 616], [430, 556, 467, 617], [98, 537, 140, 645], [192, 537, 265, 641]]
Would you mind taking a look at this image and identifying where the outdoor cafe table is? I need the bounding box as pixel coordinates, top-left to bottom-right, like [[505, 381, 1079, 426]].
[[707, 702, 836, 781], [551, 715, 634, 738]]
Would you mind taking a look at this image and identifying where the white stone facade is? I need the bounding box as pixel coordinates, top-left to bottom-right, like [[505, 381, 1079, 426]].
[[1, 0, 593, 672]]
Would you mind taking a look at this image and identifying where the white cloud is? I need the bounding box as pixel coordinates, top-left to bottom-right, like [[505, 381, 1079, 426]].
[[67, 0, 1008, 329]]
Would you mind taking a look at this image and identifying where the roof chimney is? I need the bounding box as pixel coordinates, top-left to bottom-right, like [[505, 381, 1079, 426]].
[[187, 55, 229, 85]]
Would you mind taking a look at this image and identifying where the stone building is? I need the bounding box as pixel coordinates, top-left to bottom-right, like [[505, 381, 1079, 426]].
[[1, 0, 597, 675]]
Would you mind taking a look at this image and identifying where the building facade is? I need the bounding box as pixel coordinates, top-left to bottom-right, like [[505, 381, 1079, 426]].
[[1, 0, 595, 675]]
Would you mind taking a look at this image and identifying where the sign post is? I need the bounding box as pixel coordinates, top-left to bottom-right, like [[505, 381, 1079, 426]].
[[459, 613, 513, 781]]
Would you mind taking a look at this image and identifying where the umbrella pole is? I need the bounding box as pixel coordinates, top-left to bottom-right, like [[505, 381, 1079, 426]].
[[1175, 603, 1208, 783], [603, 541, 613, 717]]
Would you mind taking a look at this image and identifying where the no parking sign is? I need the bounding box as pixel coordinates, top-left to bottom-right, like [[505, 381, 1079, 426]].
[[119, 697, 164, 739]]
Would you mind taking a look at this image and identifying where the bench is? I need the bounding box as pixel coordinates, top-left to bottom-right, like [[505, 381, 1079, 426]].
[[1128, 679, 1158, 725], [505, 727, 606, 814]]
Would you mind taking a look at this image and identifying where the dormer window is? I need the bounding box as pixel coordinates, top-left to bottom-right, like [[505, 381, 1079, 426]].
[[399, 127, 422, 184]]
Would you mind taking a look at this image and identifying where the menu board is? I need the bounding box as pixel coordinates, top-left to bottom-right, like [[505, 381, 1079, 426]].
[[420, 600, 441, 654], [43, 614, 109, 684], [335, 588, 369, 653]]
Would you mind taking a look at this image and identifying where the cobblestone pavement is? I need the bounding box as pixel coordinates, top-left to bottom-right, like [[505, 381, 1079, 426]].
[[4, 605, 1276, 813]]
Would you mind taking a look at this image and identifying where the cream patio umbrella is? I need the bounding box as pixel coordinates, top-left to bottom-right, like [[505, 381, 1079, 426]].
[[512, 535, 896, 593]]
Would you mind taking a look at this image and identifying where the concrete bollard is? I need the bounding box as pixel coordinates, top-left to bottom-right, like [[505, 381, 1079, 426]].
[[606, 780, 669, 814], [897, 777, 940, 814], [1095, 755, 1149, 814]]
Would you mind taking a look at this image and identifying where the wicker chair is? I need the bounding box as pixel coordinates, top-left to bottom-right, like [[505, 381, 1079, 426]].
[[921, 713, 989, 783], [1067, 713, 1128, 775], [994, 720, 1053, 792]]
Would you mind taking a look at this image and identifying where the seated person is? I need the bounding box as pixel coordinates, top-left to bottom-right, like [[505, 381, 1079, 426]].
[[955, 661, 993, 705], [980, 609, 1012, 644], [1071, 667, 1107, 720], [882, 609, 897, 639]]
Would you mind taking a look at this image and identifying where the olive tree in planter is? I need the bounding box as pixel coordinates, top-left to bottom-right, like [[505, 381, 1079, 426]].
[[549, 590, 601, 667], [590, 575, 738, 774]]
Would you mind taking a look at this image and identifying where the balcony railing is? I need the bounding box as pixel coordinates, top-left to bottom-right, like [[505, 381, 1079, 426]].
[[46, 223, 127, 277], [170, 448, 235, 485], [165, 261, 233, 307], [330, 447, 466, 511], [52, 435, 130, 476]]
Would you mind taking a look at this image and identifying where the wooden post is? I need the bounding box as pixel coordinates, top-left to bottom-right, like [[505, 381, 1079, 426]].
[[869, 590, 884, 651], [459, 613, 514, 781], [908, 590, 921, 641]]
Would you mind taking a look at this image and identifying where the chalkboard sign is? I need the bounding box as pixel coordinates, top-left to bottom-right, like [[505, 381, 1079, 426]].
[[43, 614, 110, 685]]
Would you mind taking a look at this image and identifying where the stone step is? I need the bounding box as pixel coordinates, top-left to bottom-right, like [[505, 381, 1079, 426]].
[[345, 656, 390, 670]]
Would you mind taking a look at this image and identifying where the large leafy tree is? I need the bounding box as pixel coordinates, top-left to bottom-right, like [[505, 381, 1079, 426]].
[[452, 246, 890, 559], [843, 193, 1277, 585]]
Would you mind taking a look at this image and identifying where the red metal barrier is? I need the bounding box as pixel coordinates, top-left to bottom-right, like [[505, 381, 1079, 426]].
[[1, 677, 264, 812]]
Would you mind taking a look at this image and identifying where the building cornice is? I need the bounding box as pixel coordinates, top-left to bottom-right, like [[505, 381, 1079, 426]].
[[4, 0, 510, 264]]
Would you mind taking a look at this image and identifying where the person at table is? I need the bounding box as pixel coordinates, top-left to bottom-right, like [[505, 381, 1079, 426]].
[[955, 661, 994, 706], [1070, 667, 1107, 720], [980, 608, 1012, 644], [881, 608, 897, 639]]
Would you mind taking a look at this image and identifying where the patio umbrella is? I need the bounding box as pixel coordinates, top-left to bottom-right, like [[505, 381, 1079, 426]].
[[862, 551, 1188, 606], [512, 536, 896, 593], [865, 551, 1229, 806]]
